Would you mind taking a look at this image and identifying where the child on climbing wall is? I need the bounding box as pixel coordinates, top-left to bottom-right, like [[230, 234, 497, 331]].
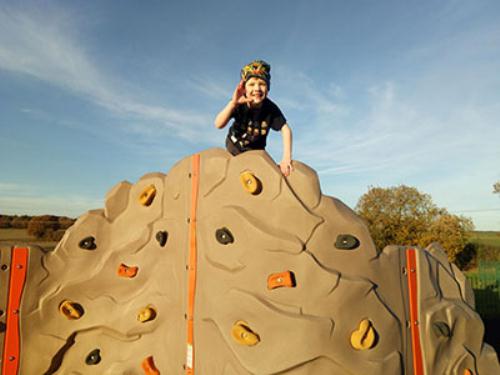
[[214, 60, 293, 176]]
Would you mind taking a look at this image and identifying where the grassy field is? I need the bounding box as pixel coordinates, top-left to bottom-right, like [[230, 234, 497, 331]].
[[469, 231, 500, 248], [0, 228, 58, 251]]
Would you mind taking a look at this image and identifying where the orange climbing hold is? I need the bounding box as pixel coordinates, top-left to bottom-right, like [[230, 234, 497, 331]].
[[464, 369, 473, 375], [142, 356, 160, 375], [117, 263, 139, 278], [139, 184, 157, 206], [267, 271, 295, 290]]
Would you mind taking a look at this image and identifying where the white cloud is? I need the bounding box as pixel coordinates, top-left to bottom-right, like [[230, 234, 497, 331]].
[[0, 194, 101, 217], [0, 5, 212, 142]]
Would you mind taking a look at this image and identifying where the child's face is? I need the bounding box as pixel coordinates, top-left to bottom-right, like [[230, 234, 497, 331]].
[[244, 77, 268, 106]]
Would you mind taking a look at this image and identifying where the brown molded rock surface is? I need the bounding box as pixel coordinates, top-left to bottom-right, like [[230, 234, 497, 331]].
[[0, 148, 498, 374]]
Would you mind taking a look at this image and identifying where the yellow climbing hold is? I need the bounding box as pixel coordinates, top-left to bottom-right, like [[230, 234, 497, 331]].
[[350, 319, 377, 350], [139, 185, 157, 206], [240, 171, 262, 195], [138, 306, 157, 323], [59, 300, 84, 320], [231, 320, 260, 346]]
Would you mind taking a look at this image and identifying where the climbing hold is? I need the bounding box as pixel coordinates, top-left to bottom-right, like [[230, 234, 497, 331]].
[[59, 300, 85, 320], [335, 234, 360, 250], [139, 185, 157, 206], [350, 319, 377, 350], [231, 321, 260, 346], [432, 321, 451, 338], [464, 369, 473, 375], [79, 236, 97, 250], [156, 231, 168, 247], [239, 171, 262, 195], [138, 306, 157, 323], [215, 227, 234, 245], [117, 263, 139, 278], [142, 356, 160, 375], [267, 271, 296, 290], [85, 349, 101, 365]]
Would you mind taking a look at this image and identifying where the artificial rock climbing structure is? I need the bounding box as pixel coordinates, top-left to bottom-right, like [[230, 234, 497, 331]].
[[0, 148, 499, 374]]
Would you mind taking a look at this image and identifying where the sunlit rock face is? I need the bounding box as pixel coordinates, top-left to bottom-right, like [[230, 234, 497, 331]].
[[1, 148, 498, 375]]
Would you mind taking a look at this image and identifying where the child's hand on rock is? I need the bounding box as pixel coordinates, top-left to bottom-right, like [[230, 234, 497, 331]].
[[279, 159, 293, 177]]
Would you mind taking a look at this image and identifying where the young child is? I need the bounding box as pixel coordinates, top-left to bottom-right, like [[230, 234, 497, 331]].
[[214, 60, 293, 176]]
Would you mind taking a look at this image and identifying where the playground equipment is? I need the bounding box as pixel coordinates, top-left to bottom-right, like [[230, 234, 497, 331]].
[[0, 148, 499, 374]]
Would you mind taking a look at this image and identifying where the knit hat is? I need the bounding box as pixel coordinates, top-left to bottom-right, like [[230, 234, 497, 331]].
[[240, 60, 271, 88]]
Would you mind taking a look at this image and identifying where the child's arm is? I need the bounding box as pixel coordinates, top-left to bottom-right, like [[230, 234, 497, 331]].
[[279, 124, 293, 176], [214, 80, 251, 129]]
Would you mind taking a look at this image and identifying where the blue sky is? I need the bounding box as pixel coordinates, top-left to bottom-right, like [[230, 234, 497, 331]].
[[1, 1, 499, 230]]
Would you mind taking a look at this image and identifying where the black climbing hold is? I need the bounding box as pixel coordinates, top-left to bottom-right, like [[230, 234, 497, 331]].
[[86, 349, 101, 365], [0, 322, 6, 333], [79, 236, 97, 250], [216, 228, 234, 245], [432, 321, 451, 338], [335, 234, 360, 250], [156, 231, 168, 247]]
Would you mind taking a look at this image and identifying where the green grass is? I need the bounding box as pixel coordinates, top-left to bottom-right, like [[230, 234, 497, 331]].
[[469, 231, 500, 247]]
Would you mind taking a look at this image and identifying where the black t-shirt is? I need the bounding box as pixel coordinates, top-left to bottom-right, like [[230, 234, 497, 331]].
[[226, 98, 286, 152]]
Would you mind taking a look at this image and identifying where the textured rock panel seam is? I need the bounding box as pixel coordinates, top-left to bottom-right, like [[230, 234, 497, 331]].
[[406, 248, 424, 375], [186, 153, 201, 375], [2, 247, 28, 375]]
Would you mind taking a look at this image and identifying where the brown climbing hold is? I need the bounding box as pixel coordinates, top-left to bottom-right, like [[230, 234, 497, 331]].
[[138, 306, 157, 323], [432, 321, 451, 338], [142, 356, 160, 375], [117, 263, 139, 278], [350, 319, 377, 350], [85, 349, 101, 365], [59, 300, 84, 320], [155, 231, 168, 247], [335, 234, 360, 250], [215, 227, 234, 245], [239, 171, 262, 195], [231, 321, 260, 346], [139, 185, 157, 206], [267, 271, 296, 289], [79, 236, 97, 250]]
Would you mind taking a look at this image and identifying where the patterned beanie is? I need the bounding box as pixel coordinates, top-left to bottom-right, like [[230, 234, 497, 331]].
[[240, 60, 271, 88]]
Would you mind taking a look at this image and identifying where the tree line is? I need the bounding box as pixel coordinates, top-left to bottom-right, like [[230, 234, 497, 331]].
[[0, 215, 76, 241]]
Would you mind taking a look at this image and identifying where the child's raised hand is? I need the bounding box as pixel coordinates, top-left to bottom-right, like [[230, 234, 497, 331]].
[[232, 80, 252, 105]]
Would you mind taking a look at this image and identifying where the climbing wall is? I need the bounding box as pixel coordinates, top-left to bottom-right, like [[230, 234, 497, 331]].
[[0, 148, 498, 374]]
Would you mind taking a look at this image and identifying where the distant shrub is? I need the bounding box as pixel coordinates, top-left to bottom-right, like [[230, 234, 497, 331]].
[[0, 215, 12, 229], [27, 215, 59, 239], [58, 216, 76, 230], [11, 216, 30, 229], [455, 243, 478, 271]]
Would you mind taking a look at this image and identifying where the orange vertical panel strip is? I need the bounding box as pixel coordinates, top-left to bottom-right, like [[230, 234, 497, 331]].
[[2, 247, 29, 375], [406, 248, 424, 375], [186, 154, 200, 375]]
